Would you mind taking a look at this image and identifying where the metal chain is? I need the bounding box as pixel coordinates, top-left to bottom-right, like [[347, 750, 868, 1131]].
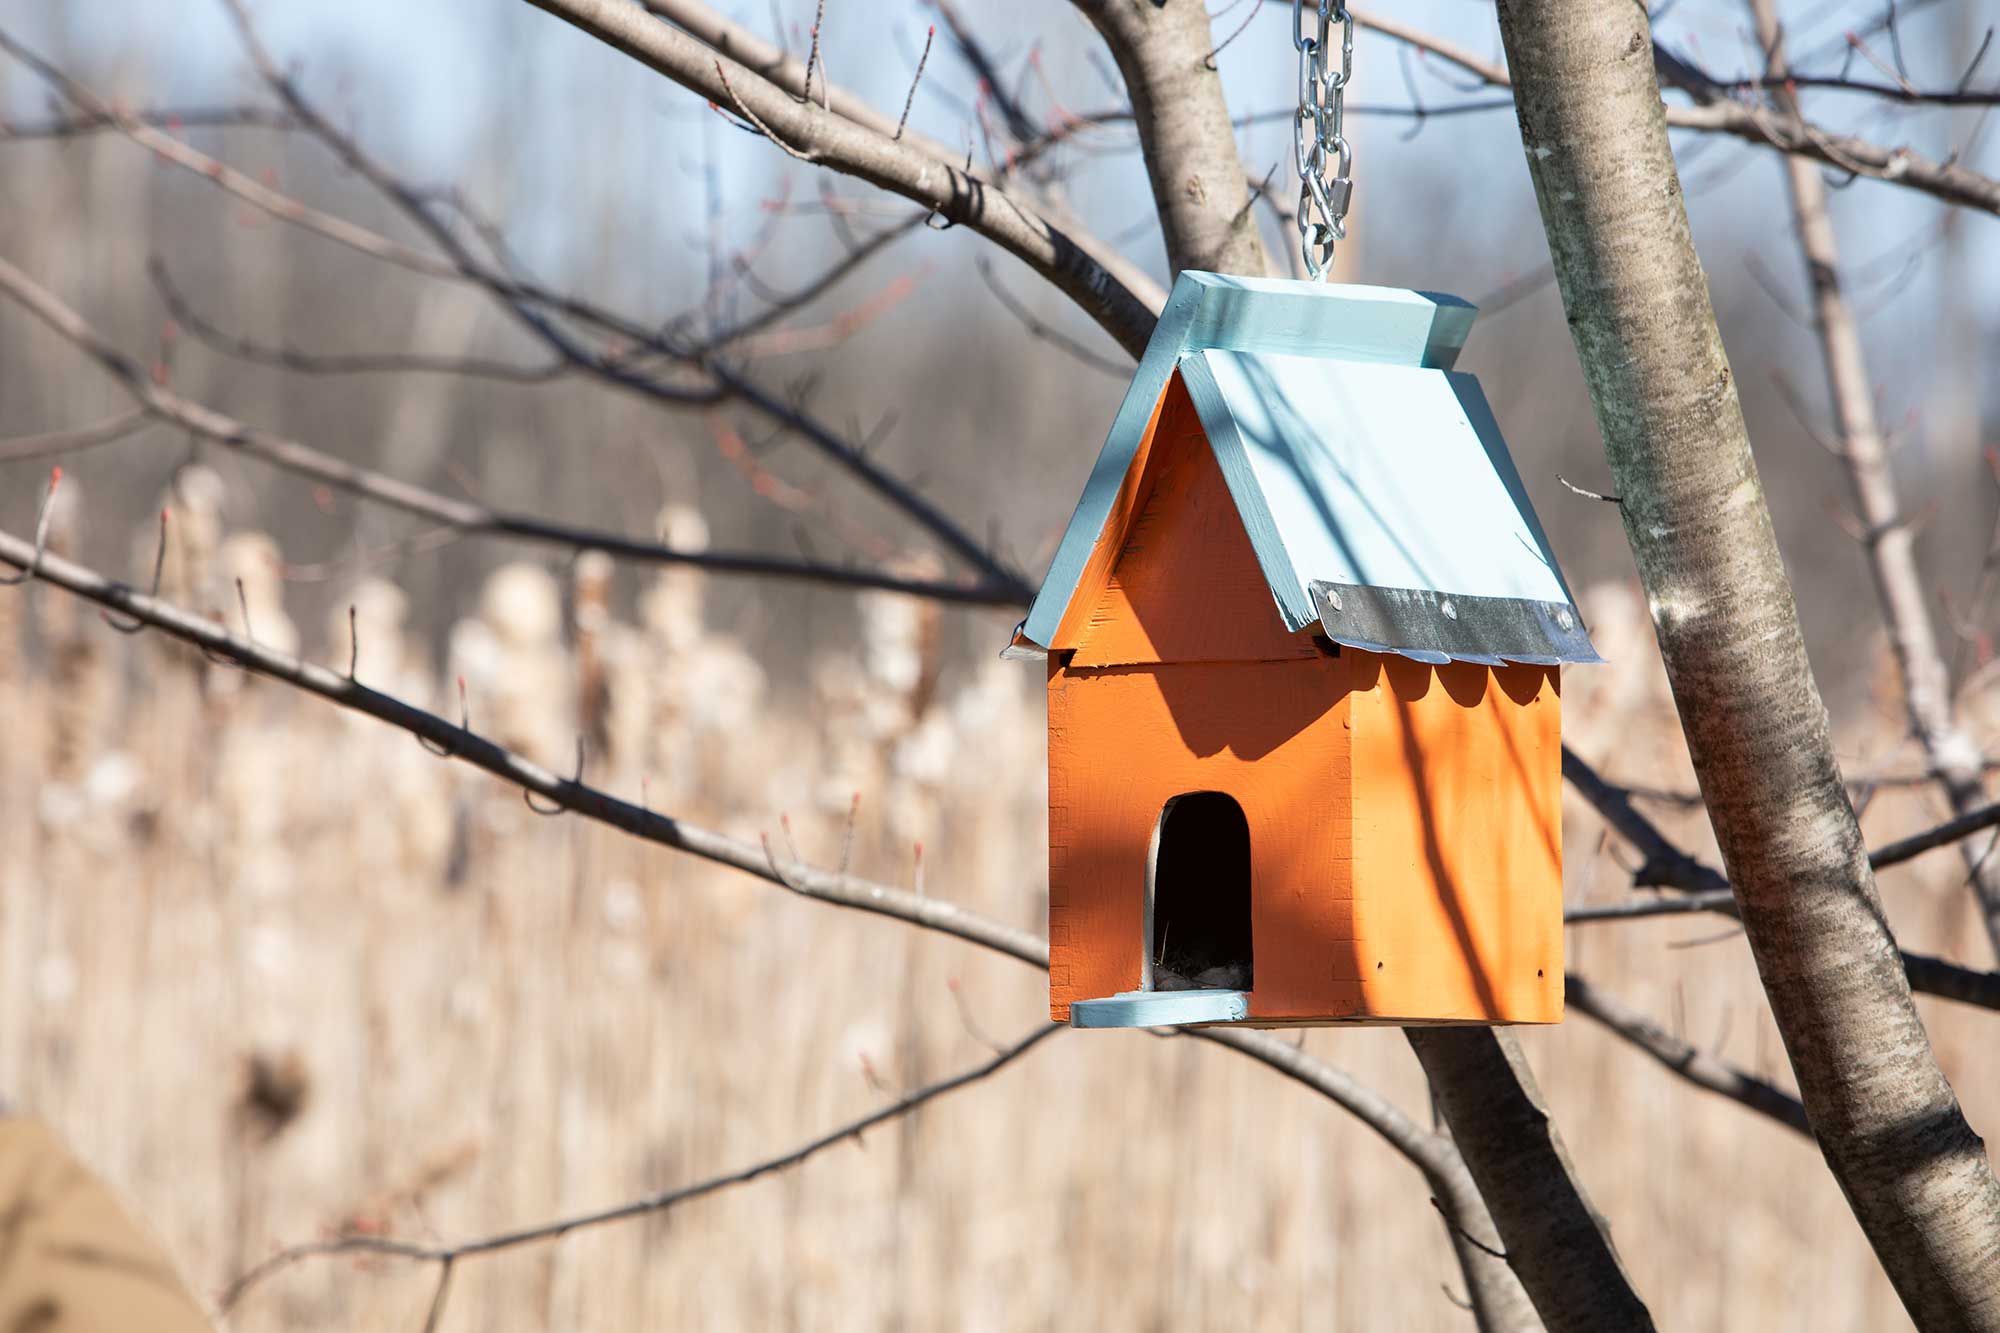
[[1292, 0, 1354, 280]]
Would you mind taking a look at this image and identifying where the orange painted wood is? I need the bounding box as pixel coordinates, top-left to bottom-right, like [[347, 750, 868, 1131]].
[[1068, 375, 1315, 667], [1047, 649, 1564, 1025], [1349, 656, 1564, 1023], [1047, 658, 1353, 1021]]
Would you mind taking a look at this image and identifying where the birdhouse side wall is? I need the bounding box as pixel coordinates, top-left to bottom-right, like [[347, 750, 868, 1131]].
[[1347, 654, 1565, 1023], [1046, 655, 1355, 1022]]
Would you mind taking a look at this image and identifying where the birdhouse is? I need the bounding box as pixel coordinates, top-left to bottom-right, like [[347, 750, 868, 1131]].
[[1008, 272, 1598, 1030]]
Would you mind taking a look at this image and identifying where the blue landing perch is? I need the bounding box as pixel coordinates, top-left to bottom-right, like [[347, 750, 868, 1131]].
[[1068, 989, 1250, 1029]]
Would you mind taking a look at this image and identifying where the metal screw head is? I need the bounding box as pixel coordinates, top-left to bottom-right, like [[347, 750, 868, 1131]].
[[1440, 599, 1457, 620], [1323, 587, 1343, 611], [1556, 607, 1575, 631]]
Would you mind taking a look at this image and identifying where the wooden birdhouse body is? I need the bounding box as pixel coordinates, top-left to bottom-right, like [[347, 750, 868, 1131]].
[[1015, 273, 1597, 1029]]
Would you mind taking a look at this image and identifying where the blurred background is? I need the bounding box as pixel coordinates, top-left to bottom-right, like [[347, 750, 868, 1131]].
[[0, 0, 1995, 1327]]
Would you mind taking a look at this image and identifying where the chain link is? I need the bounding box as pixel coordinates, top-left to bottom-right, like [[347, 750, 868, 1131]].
[[1292, 0, 1354, 280]]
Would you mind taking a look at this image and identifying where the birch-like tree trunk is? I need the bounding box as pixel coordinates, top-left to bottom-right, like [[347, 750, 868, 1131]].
[[1493, 2, 2000, 1325]]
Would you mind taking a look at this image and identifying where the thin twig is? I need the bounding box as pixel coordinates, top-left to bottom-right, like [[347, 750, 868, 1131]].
[[1565, 973, 1811, 1137], [0, 409, 150, 462], [222, 1023, 1064, 1315], [974, 258, 1127, 376], [0, 103, 293, 140], [1203, 0, 1265, 70], [1557, 474, 1622, 504], [1560, 746, 2000, 1010], [1752, 0, 2000, 959], [0, 468, 61, 587], [896, 25, 934, 141], [0, 252, 1024, 607], [149, 262, 566, 382]]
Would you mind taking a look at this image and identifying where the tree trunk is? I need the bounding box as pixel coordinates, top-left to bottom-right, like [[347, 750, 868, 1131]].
[[1408, 1028, 1652, 1331], [1067, 0, 1272, 278], [1493, 2, 2000, 1325]]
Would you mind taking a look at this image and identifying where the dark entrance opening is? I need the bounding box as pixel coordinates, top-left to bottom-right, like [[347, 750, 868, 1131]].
[[1147, 792, 1253, 992]]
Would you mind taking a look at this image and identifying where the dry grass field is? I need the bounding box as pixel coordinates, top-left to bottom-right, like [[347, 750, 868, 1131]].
[[3, 552, 1996, 1332]]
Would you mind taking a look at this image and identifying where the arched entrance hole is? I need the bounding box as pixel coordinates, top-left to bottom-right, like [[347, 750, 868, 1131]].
[[1145, 792, 1253, 992]]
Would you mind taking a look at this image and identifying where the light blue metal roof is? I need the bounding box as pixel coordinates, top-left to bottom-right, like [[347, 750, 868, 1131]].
[[1018, 271, 1598, 667]]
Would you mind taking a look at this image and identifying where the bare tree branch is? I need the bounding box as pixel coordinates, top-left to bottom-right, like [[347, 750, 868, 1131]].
[[0, 103, 293, 140], [1348, 5, 2000, 220], [0, 254, 1022, 606], [699, 211, 928, 353], [1562, 746, 2000, 1012], [221, 1022, 1064, 1319], [0, 408, 150, 462], [0, 30, 449, 275], [1565, 892, 1739, 923], [975, 258, 1128, 376], [1751, 0, 2000, 961], [149, 262, 568, 382], [517, 0, 1165, 357], [1564, 973, 1811, 1137], [4, 27, 1031, 594], [1704, 73, 2000, 107]]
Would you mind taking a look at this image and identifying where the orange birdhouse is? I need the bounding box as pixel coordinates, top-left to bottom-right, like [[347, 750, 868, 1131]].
[[1008, 273, 1598, 1029]]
